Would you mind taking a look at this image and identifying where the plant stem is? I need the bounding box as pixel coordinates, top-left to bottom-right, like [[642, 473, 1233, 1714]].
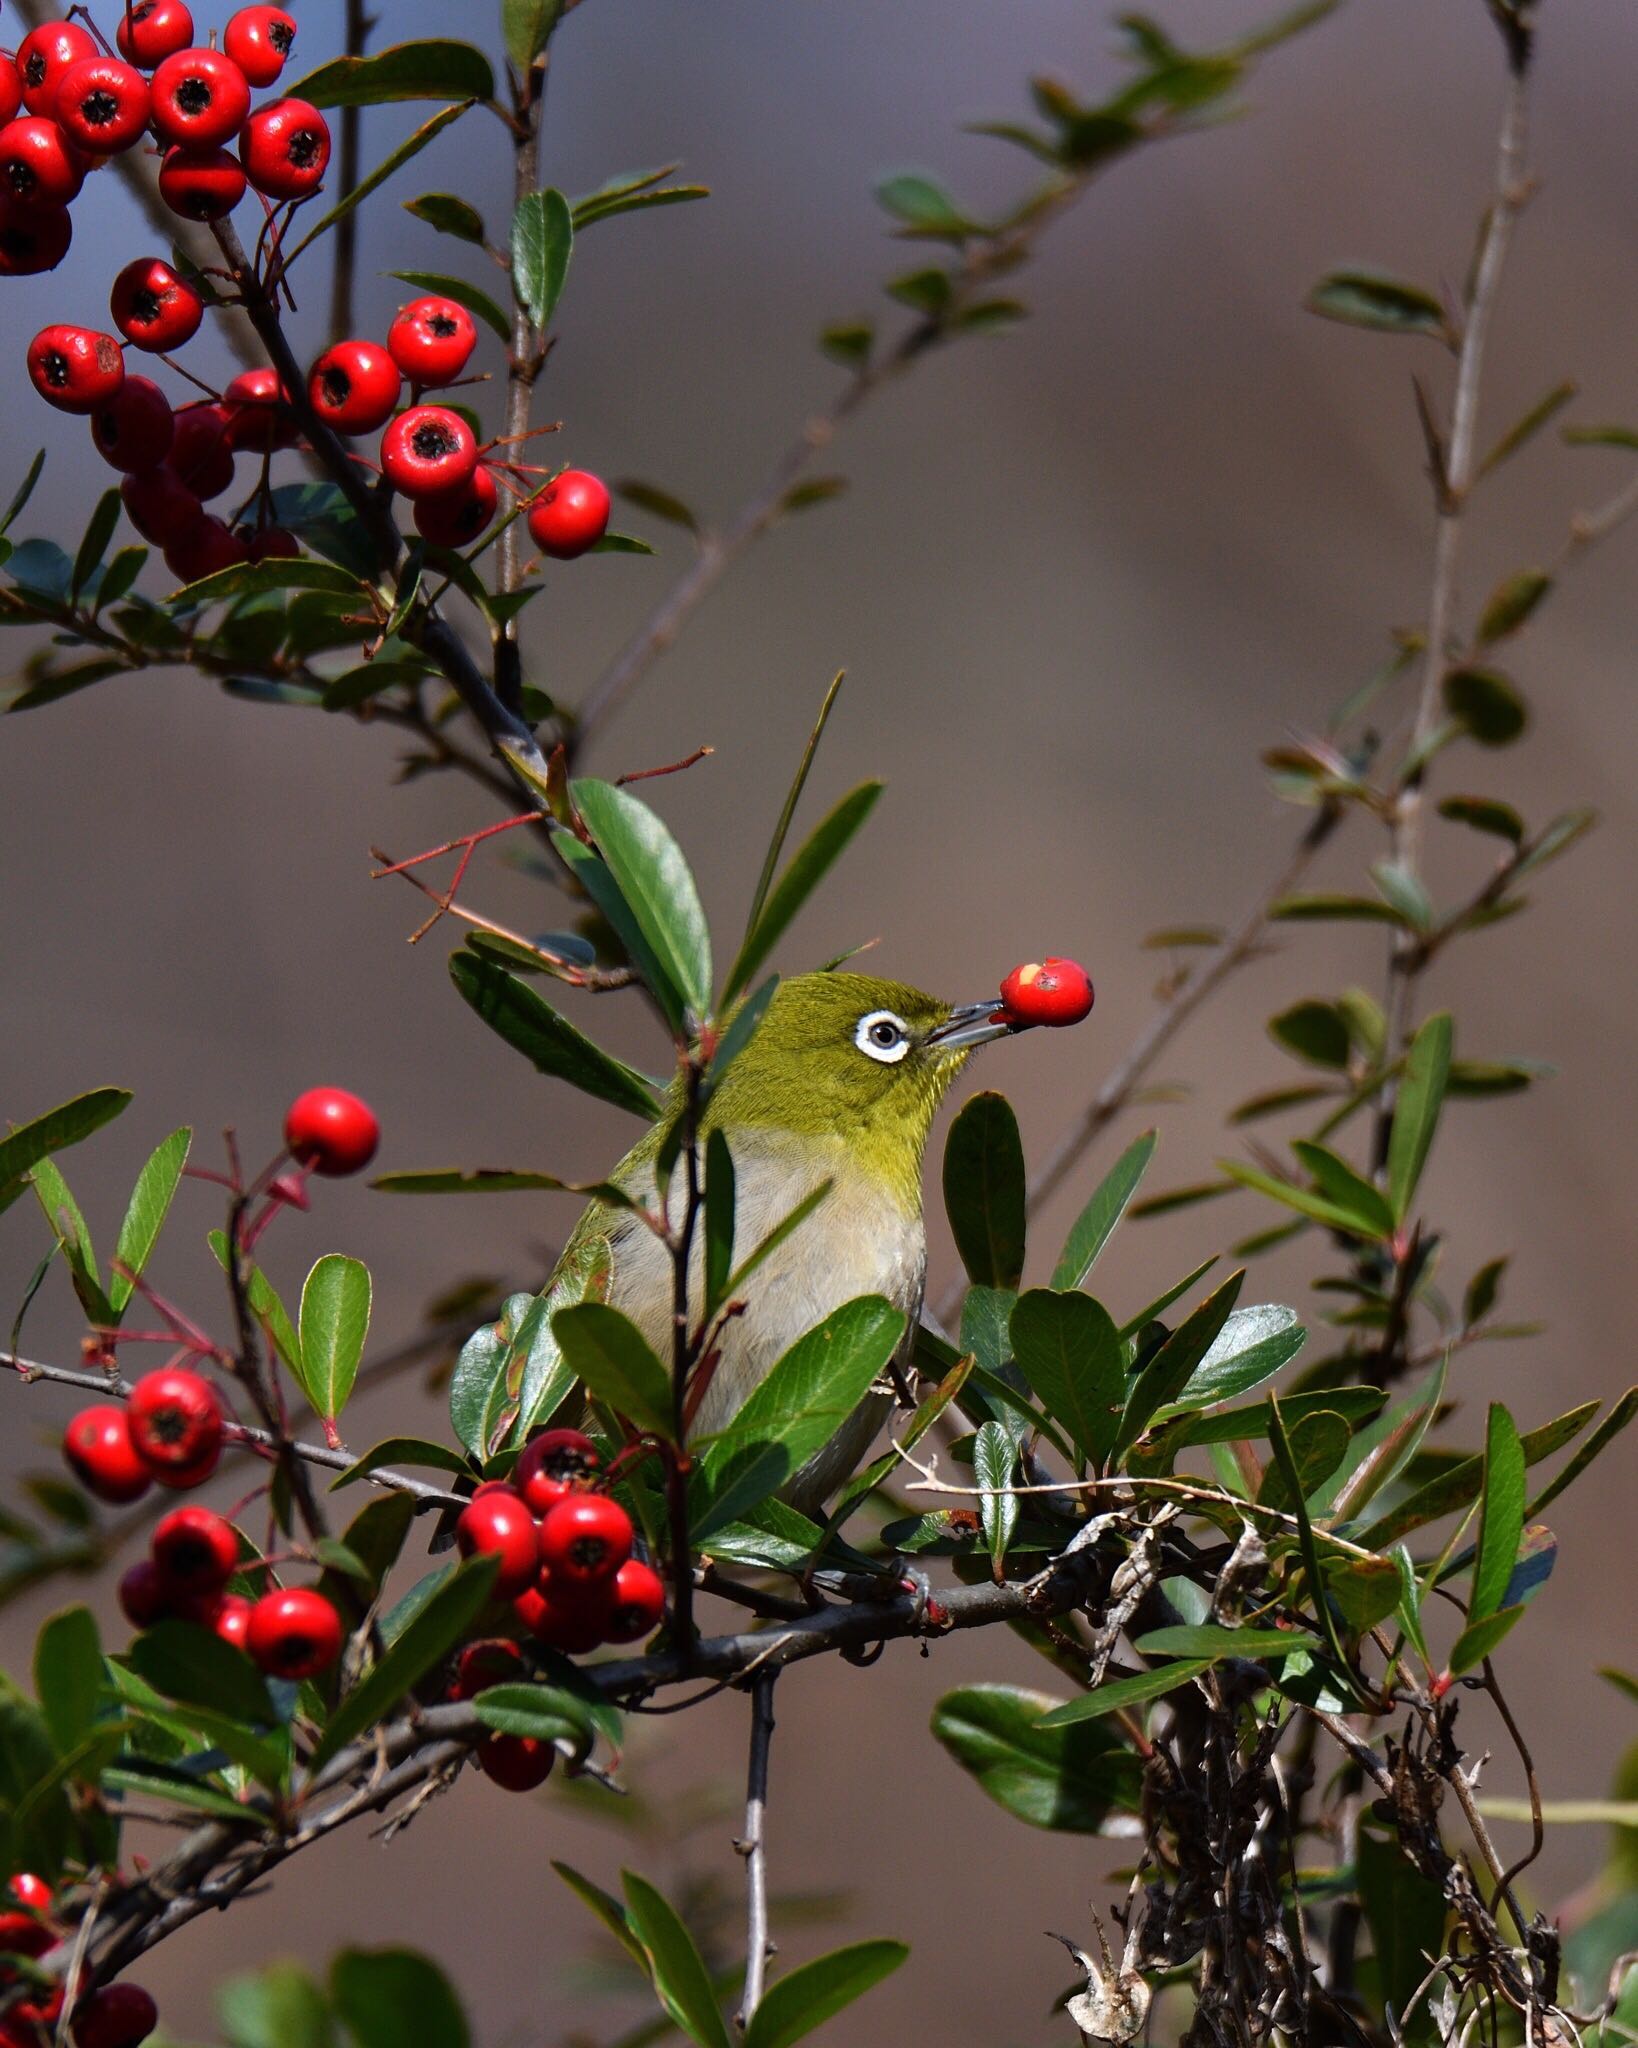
[[496, 48, 549, 716], [735, 1671, 778, 2031], [327, 0, 374, 347]]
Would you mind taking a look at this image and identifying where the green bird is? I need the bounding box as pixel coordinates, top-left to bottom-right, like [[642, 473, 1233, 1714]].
[[543, 971, 1018, 1511]]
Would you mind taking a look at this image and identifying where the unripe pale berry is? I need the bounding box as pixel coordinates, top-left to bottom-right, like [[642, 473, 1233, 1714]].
[[308, 338, 401, 435], [0, 114, 87, 206], [240, 96, 328, 199], [111, 256, 205, 353], [387, 295, 477, 387], [538, 1494, 632, 1587], [527, 469, 610, 560], [157, 143, 245, 221], [283, 1087, 379, 1176], [54, 57, 151, 154], [150, 48, 252, 149], [224, 8, 297, 89], [91, 375, 175, 473], [117, 3, 196, 70], [246, 1587, 343, 1680], [380, 405, 478, 499], [126, 1368, 223, 1477], [17, 24, 97, 117], [997, 956, 1094, 1028], [414, 462, 498, 548], [455, 1486, 539, 1598], [64, 1405, 151, 1503]]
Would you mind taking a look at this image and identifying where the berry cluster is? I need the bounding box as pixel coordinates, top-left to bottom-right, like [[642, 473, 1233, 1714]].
[[1, 1875, 157, 2047], [63, 1365, 224, 1502]]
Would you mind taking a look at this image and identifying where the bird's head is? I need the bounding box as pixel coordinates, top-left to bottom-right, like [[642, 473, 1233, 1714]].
[[703, 971, 1017, 1201]]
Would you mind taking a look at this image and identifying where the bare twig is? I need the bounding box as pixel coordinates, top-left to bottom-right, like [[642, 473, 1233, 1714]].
[[495, 44, 550, 716], [735, 1671, 778, 2031], [327, 0, 375, 346]]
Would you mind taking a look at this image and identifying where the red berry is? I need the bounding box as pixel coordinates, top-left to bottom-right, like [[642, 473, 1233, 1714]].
[[0, 1910, 54, 1963], [151, 1505, 239, 1597], [997, 956, 1095, 1029], [157, 142, 245, 221], [224, 7, 297, 89], [0, 194, 71, 275], [604, 1557, 666, 1643], [240, 95, 327, 198], [121, 466, 204, 545], [126, 1368, 223, 1476], [168, 402, 235, 498], [512, 1579, 610, 1655], [538, 1494, 632, 1587], [63, 1405, 151, 1504], [110, 256, 204, 353], [455, 1487, 539, 1598], [6, 1876, 52, 1916], [118, 1559, 173, 1629], [116, 3, 195, 70], [208, 1593, 253, 1649], [514, 1428, 601, 1515], [308, 337, 400, 435], [54, 57, 151, 154], [91, 376, 174, 473], [477, 1733, 554, 1792], [414, 462, 498, 548], [222, 366, 298, 452], [527, 469, 610, 560], [243, 523, 299, 561], [0, 55, 21, 131], [380, 405, 477, 500], [387, 295, 477, 388], [150, 48, 251, 149], [0, 116, 86, 206], [72, 1981, 160, 2048], [29, 326, 125, 417], [163, 514, 248, 587], [448, 1637, 526, 1700], [17, 24, 96, 117], [282, 1086, 379, 1176], [246, 1587, 343, 1680]]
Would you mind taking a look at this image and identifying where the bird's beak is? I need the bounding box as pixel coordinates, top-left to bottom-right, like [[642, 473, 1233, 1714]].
[[926, 1000, 1017, 1053]]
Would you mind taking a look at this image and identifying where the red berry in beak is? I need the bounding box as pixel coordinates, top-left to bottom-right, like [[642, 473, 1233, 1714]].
[[997, 956, 1094, 1028]]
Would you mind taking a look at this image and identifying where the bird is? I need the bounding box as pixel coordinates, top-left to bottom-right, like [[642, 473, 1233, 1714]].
[[537, 971, 1021, 1510]]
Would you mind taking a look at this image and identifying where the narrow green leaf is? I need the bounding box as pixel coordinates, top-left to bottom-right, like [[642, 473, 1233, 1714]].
[[974, 1419, 1018, 1571], [102, 1758, 262, 1823], [1479, 378, 1577, 475], [1116, 1270, 1245, 1459], [1470, 1404, 1525, 1626], [34, 1605, 102, 1753], [1437, 794, 1524, 843], [0, 1086, 131, 1197], [1219, 1159, 1391, 1241], [1291, 1140, 1396, 1237], [930, 1683, 1140, 1832], [744, 1941, 909, 2048], [70, 488, 121, 605], [206, 1229, 301, 1376], [720, 1180, 833, 1306], [723, 782, 882, 1000], [1443, 665, 1528, 746], [1115, 1255, 1220, 1341], [298, 1255, 372, 1423], [552, 1303, 674, 1442], [291, 38, 495, 108], [1009, 1289, 1124, 1467], [703, 1130, 735, 1319], [1448, 1605, 1525, 1676], [471, 1682, 596, 1752], [1256, 1409, 1351, 1510], [511, 186, 573, 330], [875, 172, 973, 235], [1306, 268, 1449, 338], [503, 0, 563, 71], [372, 1167, 627, 1198], [30, 1154, 112, 1325], [704, 975, 778, 1101], [574, 184, 709, 230], [287, 102, 470, 263], [448, 953, 662, 1117], [742, 671, 845, 943], [1388, 1011, 1452, 1223], [622, 1871, 732, 2048], [1133, 1623, 1314, 1660], [573, 779, 711, 1022], [1034, 1660, 1210, 1727], [553, 1859, 649, 1969], [1269, 999, 1351, 1068], [403, 191, 487, 244], [331, 1438, 471, 1489], [108, 1126, 191, 1317], [1160, 1302, 1307, 1410], [1269, 893, 1407, 926], [388, 269, 509, 344], [1476, 568, 1551, 645], [942, 1092, 1026, 1291], [1, 449, 45, 535], [1360, 1401, 1598, 1548], [129, 1616, 276, 1726], [1267, 1394, 1359, 1694], [1050, 1130, 1157, 1289], [1526, 1387, 1638, 1517]]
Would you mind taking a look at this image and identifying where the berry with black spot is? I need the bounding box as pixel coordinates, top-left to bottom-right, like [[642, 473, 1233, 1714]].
[[72, 1981, 160, 2048], [997, 956, 1095, 1029], [169, 402, 236, 498], [0, 194, 71, 275], [151, 1505, 239, 1598], [150, 47, 251, 149], [121, 465, 204, 545], [91, 375, 174, 473], [455, 1486, 539, 1598], [17, 23, 96, 117], [283, 1086, 379, 1176], [246, 1587, 343, 1680], [163, 513, 248, 587], [0, 115, 87, 207], [63, 1405, 151, 1504], [308, 337, 400, 435], [118, 1559, 173, 1629], [243, 523, 299, 561], [222, 365, 298, 452], [224, 8, 297, 90], [415, 461, 498, 548], [538, 1494, 632, 1588], [111, 256, 205, 353], [512, 1578, 610, 1655], [603, 1557, 666, 1643], [387, 294, 477, 388], [157, 142, 245, 221], [126, 1368, 223, 1479], [7, 1875, 52, 1916], [526, 469, 610, 560], [54, 57, 151, 154], [116, 2, 195, 70], [240, 95, 329, 199], [514, 1427, 602, 1516], [380, 404, 478, 499], [0, 53, 22, 130]]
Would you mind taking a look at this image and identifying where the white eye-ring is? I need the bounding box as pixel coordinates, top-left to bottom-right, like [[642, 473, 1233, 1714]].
[[855, 1009, 911, 1064]]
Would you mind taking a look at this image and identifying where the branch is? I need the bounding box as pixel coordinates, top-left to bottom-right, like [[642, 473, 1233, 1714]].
[[327, 0, 375, 347], [494, 46, 550, 716], [734, 1671, 777, 2031]]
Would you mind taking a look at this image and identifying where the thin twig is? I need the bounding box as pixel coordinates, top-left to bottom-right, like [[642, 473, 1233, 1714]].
[[327, 0, 374, 346], [735, 1671, 778, 2031], [495, 44, 550, 716]]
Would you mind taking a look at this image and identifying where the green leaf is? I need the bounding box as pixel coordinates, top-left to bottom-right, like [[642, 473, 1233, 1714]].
[[206, 1230, 301, 1377], [1160, 1302, 1307, 1410], [107, 1126, 190, 1317], [448, 953, 661, 1117], [373, 1167, 626, 1198], [820, 322, 873, 368], [1360, 1401, 1598, 1549], [387, 269, 511, 344], [551, 1303, 674, 1441], [403, 192, 487, 245], [1269, 893, 1405, 926], [744, 1941, 909, 2048], [1256, 1408, 1351, 1510], [930, 1683, 1140, 1831], [1443, 665, 1528, 746], [703, 1129, 734, 1318], [170, 557, 365, 607], [722, 782, 882, 1001], [503, 0, 563, 71], [288, 101, 472, 267], [34, 1605, 102, 1753], [973, 1419, 1018, 1570], [1448, 1605, 1525, 1677], [1034, 1660, 1211, 1727], [0, 1086, 131, 1201], [704, 975, 778, 1104], [1219, 1159, 1390, 1241], [875, 172, 973, 235], [694, 1297, 906, 1538], [331, 1949, 469, 2048], [1292, 1140, 1397, 1237], [1269, 999, 1350, 1068], [292, 38, 495, 108], [511, 186, 573, 330], [102, 1756, 264, 1823], [1306, 268, 1449, 338], [307, 1557, 499, 1775], [1051, 1130, 1157, 1288], [471, 1682, 597, 1753], [332, 1437, 471, 1489], [1479, 378, 1577, 476], [1266, 1394, 1359, 1691], [1371, 859, 1435, 933], [219, 1963, 335, 2048], [741, 670, 846, 944], [1470, 1403, 1525, 1627], [1526, 1387, 1638, 1517], [1116, 1271, 1244, 1459], [298, 1254, 372, 1424], [1008, 1289, 1124, 1468], [1388, 1011, 1452, 1224], [1437, 794, 1524, 843], [129, 1616, 277, 1726], [1, 449, 45, 536], [1132, 1623, 1314, 1660], [720, 1180, 833, 1308], [553, 1859, 649, 1969], [71, 488, 121, 605], [942, 1092, 1026, 1291], [1356, 1830, 1447, 2039], [622, 1871, 732, 2048], [29, 1154, 113, 1325], [1477, 568, 1551, 645], [574, 183, 709, 230], [573, 779, 711, 1023]]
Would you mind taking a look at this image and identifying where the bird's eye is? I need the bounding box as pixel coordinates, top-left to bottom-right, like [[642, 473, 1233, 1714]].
[[855, 1009, 910, 1064]]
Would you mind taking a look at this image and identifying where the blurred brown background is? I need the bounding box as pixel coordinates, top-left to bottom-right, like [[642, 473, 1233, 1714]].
[[4, 0, 1637, 2041]]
